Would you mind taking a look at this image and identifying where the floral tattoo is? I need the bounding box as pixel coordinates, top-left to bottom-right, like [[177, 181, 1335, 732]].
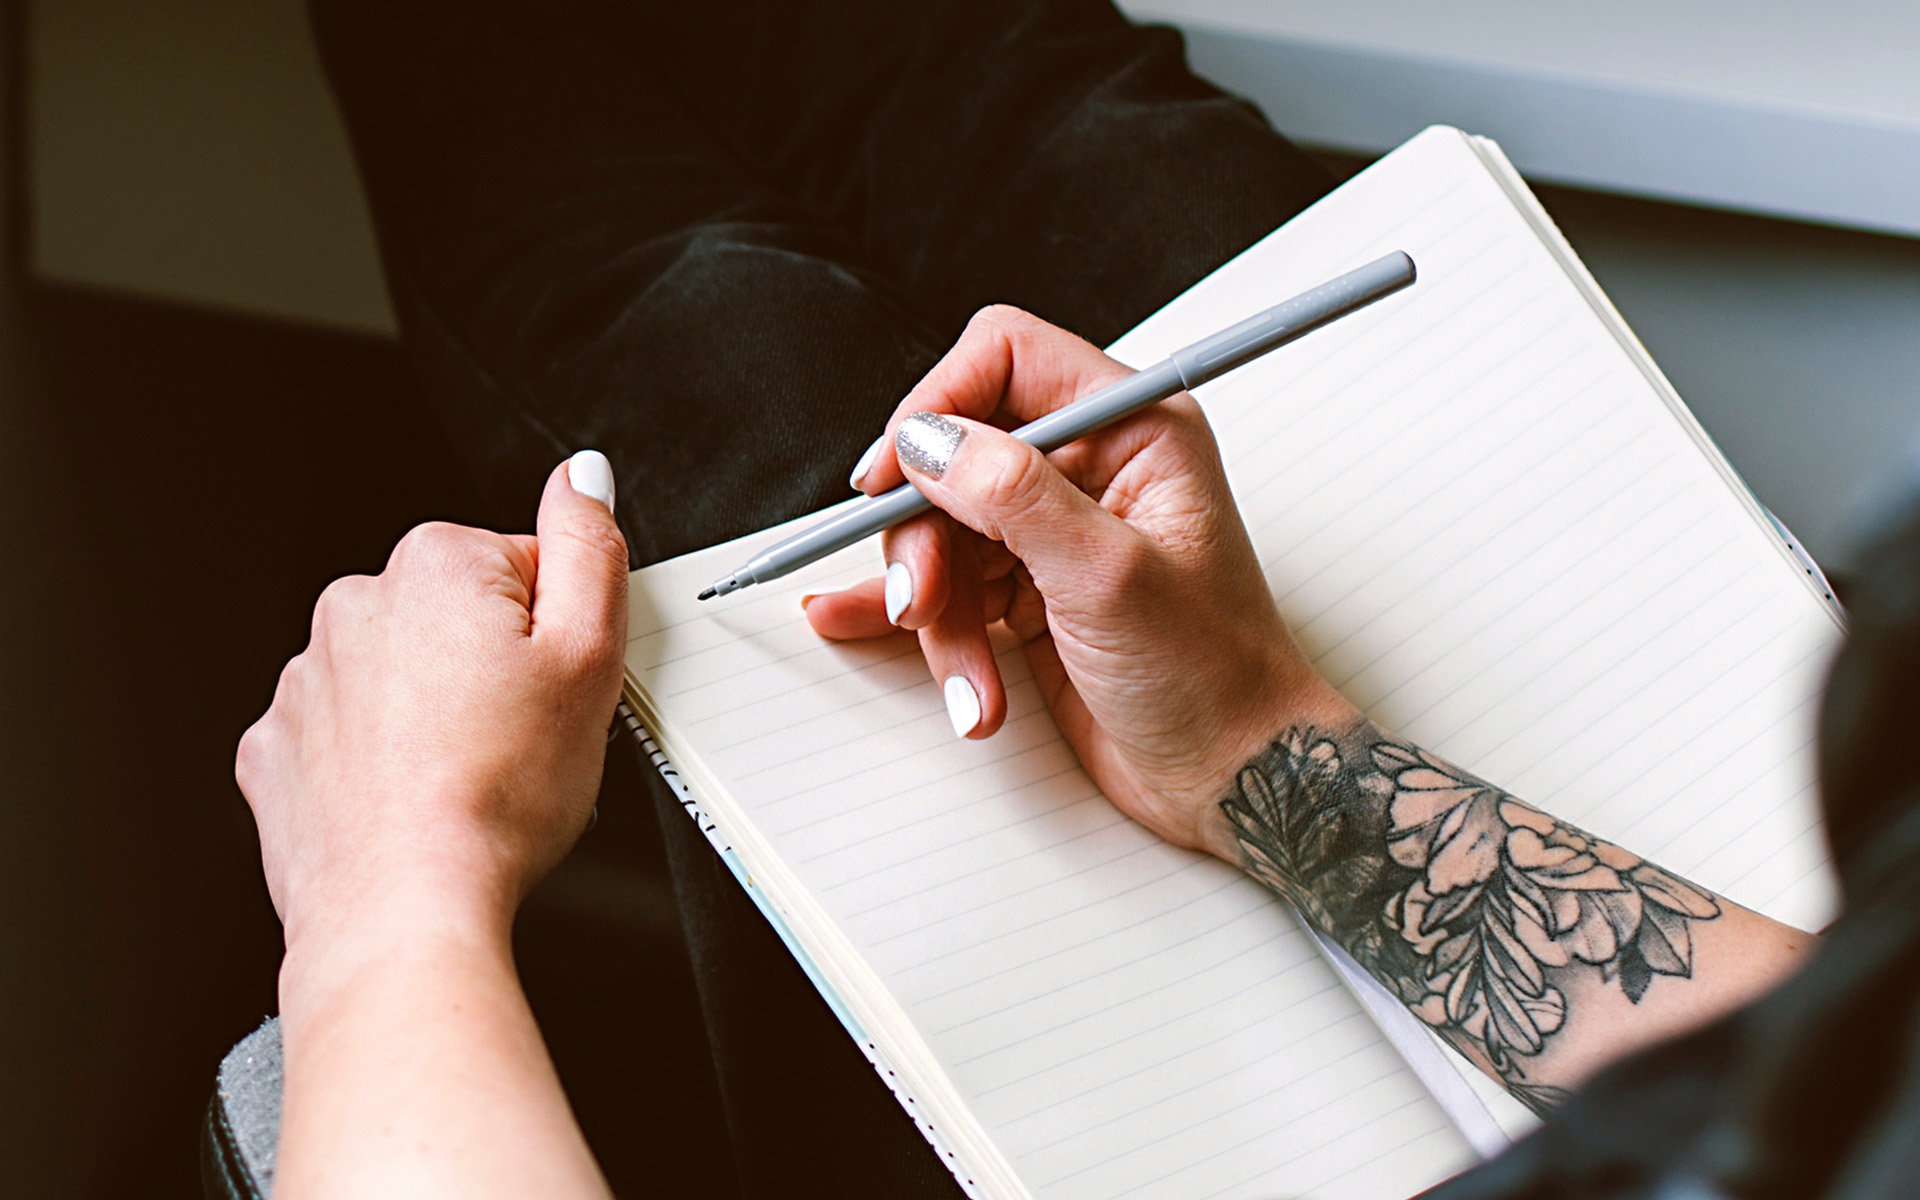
[[1219, 723, 1721, 1115]]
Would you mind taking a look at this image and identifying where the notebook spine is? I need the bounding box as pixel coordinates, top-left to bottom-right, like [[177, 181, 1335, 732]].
[[616, 702, 989, 1200]]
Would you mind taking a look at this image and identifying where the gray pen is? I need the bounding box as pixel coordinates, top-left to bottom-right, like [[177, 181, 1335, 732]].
[[698, 250, 1416, 600]]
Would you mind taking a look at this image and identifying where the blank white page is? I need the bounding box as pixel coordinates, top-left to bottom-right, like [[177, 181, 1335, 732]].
[[625, 126, 1842, 1200]]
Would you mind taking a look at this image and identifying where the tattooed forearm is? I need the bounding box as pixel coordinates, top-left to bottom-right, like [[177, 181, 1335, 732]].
[[1219, 720, 1721, 1116]]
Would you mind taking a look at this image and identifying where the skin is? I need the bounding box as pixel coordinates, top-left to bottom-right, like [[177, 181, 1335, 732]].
[[243, 307, 1810, 1195], [237, 462, 628, 1200]]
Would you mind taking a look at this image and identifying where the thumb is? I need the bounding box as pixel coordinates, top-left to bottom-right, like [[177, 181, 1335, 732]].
[[895, 412, 1130, 580], [531, 450, 630, 664]]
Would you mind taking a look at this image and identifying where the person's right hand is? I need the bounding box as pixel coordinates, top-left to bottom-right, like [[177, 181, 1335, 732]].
[[805, 307, 1358, 859]]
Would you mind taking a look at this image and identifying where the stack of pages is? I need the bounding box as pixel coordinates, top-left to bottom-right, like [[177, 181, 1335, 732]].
[[620, 127, 1845, 1200]]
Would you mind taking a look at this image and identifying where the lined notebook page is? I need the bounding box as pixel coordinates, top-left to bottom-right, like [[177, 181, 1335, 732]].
[[629, 546, 1470, 1200], [1104, 127, 1842, 930], [626, 126, 1842, 1200]]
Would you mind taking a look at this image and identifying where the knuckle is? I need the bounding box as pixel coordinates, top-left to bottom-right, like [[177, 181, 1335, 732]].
[[976, 443, 1053, 523], [961, 304, 1037, 358], [307, 572, 353, 633], [971, 303, 1061, 350], [309, 575, 365, 635], [233, 724, 259, 790], [234, 711, 278, 800], [969, 303, 1029, 332], [390, 520, 470, 571], [554, 509, 630, 569]]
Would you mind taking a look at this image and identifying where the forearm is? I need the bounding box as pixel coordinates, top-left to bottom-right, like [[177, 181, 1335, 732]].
[[1203, 711, 1813, 1114], [274, 896, 609, 1200]]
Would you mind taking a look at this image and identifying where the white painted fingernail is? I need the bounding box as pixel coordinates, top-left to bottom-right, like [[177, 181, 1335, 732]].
[[567, 449, 616, 511], [943, 675, 981, 738], [884, 561, 913, 624], [849, 433, 887, 490]]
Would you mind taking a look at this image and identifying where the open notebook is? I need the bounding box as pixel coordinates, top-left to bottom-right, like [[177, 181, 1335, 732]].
[[620, 127, 1846, 1200]]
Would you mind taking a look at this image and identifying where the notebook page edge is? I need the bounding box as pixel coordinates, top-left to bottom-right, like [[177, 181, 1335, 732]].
[[613, 692, 998, 1194], [622, 658, 1037, 1200], [1462, 131, 1846, 629]]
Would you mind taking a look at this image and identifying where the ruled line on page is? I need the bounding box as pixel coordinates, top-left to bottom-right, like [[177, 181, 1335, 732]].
[[913, 875, 1263, 1020], [1030, 1011, 1385, 1161], [981, 956, 1330, 1108], [1048, 1046, 1403, 1191]]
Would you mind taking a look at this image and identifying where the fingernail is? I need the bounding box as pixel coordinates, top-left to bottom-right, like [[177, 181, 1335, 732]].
[[800, 593, 818, 612], [567, 449, 616, 511], [943, 674, 981, 738], [884, 561, 912, 625], [896, 412, 967, 480], [848, 433, 887, 490]]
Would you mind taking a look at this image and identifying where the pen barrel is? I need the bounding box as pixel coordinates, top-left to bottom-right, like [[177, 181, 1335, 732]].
[[1169, 250, 1415, 389], [742, 483, 933, 586], [1010, 360, 1187, 454], [711, 249, 1416, 598]]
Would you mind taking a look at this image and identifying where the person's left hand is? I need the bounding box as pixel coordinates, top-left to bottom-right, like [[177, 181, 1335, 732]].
[[236, 452, 630, 954]]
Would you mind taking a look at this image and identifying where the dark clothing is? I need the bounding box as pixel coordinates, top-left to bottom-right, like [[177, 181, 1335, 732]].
[[304, 1, 1920, 1198], [309, 0, 1330, 567]]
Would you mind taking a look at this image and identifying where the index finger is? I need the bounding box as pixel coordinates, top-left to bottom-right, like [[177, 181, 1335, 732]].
[[853, 305, 1137, 496]]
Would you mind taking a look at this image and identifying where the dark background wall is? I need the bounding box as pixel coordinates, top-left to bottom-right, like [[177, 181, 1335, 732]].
[[0, 8, 731, 1186]]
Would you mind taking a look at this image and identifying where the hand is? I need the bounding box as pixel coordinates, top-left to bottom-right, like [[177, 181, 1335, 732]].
[[237, 452, 630, 954], [806, 308, 1356, 857]]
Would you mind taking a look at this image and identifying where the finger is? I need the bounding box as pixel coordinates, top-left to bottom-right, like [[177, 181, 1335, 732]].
[[530, 451, 630, 674], [1002, 564, 1049, 642], [978, 538, 1019, 581], [893, 411, 1140, 594], [802, 578, 896, 641], [845, 427, 891, 493], [917, 536, 1005, 739], [805, 570, 1013, 642], [878, 510, 950, 630], [980, 573, 1014, 625], [501, 532, 540, 580], [854, 305, 1136, 495]]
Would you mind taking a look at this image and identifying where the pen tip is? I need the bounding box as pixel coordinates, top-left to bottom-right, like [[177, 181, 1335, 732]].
[[697, 586, 717, 601]]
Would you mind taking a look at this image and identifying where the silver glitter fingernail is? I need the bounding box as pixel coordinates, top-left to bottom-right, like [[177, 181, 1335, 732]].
[[896, 412, 967, 479]]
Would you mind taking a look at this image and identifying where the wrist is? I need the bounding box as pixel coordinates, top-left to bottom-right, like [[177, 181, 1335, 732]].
[[1196, 668, 1365, 866], [278, 870, 516, 1019]]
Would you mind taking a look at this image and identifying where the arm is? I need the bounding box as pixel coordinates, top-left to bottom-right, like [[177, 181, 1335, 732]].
[[275, 897, 605, 1196], [806, 308, 1811, 1110], [1209, 713, 1808, 1112], [237, 453, 628, 1198]]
